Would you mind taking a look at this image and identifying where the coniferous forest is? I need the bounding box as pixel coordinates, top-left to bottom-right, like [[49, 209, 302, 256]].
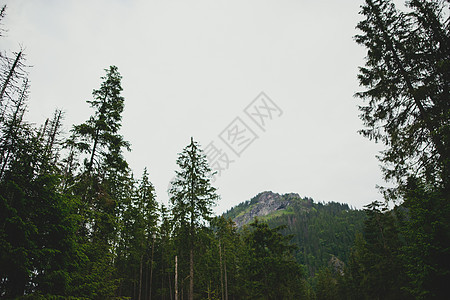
[[0, 0, 449, 299]]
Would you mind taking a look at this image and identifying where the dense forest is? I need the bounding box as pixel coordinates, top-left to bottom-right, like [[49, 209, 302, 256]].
[[1, 0, 449, 299]]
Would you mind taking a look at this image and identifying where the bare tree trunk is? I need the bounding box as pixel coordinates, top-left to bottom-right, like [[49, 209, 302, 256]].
[[224, 245, 228, 300], [161, 255, 164, 300], [133, 269, 137, 300], [168, 270, 173, 300], [145, 261, 149, 300], [149, 236, 155, 300], [175, 255, 178, 300], [190, 248, 194, 300], [44, 109, 63, 164], [0, 82, 26, 178], [0, 51, 22, 102], [139, 255, 143, 300], [219, 240, 224, 300]]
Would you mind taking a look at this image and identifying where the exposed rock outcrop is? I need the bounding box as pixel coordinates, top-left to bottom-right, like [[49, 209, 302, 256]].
[[233, 191, 300, 227]]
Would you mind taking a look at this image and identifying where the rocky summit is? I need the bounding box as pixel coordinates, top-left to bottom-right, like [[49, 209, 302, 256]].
[[230, 191, 305, 227]]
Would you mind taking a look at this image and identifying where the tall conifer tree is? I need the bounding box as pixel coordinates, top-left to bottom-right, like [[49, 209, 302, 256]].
[[169, 137, 219, 300]]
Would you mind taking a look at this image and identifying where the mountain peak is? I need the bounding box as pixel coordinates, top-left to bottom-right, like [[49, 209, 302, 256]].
[[251, 191, 281, 203], [230, 191, 303, 227]]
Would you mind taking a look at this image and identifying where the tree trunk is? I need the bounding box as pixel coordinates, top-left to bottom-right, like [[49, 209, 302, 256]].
[[224, 245, 228, 300], [86, 90, 109, 177], [145, 261, 149, 300], [219, 240, 224, 300], [0, 85, 26, 178], [0, 51, 22, 102], [45, 109, 63, 163], [175, 255, 178, 300], [139, 255, 143, 300], [161, 254, 164, 300], [149, 236, 155, 300], [190, 247, 194, 300]]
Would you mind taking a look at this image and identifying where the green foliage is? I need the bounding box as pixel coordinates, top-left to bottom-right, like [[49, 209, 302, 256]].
[[72, 65, 130, 176], [351, 0, 450, 298], [239, 219, 307, 299], [169, 137, 219, 300], [169, 137, 219, 230], [400, 178, 450, 299], [114, 168, 159, 299], [342, 202, 408, 300], [355, 0, 449, 195], [339, 187, 450, 299], [65, 66, 132, 299], [315, 267, 339, 300]]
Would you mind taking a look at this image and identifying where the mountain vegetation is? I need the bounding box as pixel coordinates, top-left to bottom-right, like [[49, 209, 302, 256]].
[[223, 191, 367, 275], [0, 0, 449, 299]]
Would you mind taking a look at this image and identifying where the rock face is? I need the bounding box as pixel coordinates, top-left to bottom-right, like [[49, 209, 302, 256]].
[[233, 191, 300, 227], [329, 255, 345, 276]]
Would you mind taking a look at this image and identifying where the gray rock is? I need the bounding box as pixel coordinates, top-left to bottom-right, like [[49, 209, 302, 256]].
[[233, 191, 300, 227]]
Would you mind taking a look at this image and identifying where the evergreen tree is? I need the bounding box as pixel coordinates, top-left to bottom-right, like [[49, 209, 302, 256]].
[[240, 219, 306, 299], [315, 267, 339, 300], [72, 65, 130, 237], [169, 137, 219, 300], [400, 178, 450, 299], [211, 216, 241, 300], [0, 8, 78, 297], [157, 203, 175, 299], [115, 168, 159, 299], [355, 0, 449, 195], [0, 108, 77, 298], [341, 202, 408, 300], [355, 1, 450, 297], [69, 65, 131, 298]]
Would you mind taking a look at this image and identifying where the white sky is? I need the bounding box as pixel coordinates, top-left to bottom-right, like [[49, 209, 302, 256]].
[[2, 0, 387, 214]]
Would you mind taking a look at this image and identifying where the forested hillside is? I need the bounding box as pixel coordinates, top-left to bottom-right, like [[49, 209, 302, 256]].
[[224, 191, 366, 275]]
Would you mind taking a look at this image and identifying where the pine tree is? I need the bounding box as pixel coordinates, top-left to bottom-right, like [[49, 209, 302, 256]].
[[0, 107, 77, 297], [355, 0, 449, 196], [116, 168, 159, 299], [169, 137, 219, 300], [72, 65, 130, 237], [240, 219, 305, 299], [355, 1, 450, 297], [400, 178, 450, 298], [158, 203, 175, 299], [69, 66, 130, 298], [211, 216, 240, 300]]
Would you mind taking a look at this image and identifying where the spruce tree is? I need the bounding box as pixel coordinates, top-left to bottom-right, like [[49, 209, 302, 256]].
[[169, 137, 219, 300], [72, 65, 130, 237], [355, 0, 449, 195], [355, 1, 450, 297], [69, 66, 130, 298]]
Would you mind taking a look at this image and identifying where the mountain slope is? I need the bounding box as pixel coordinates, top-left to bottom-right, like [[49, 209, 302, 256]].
[[223, 191, 366, 274]]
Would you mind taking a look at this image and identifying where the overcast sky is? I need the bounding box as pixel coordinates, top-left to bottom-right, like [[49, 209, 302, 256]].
[[2, 0, 388, 214]]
